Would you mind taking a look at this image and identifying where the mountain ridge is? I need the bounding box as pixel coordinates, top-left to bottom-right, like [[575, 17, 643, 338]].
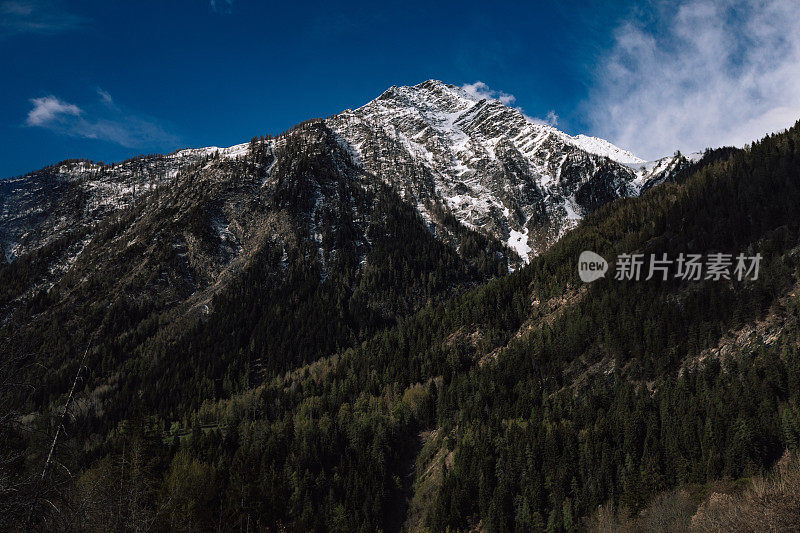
[[0, 80, 694, 270]]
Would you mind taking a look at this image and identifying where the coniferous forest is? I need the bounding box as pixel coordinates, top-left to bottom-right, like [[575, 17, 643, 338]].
[[3, 110, 800, 531]]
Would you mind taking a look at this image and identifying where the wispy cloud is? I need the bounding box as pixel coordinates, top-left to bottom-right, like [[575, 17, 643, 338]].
[[460, 81, 558, 127], [25, 91, 180, 149], [586, 0, 800, 160], [96, 87, 113, 106], [0, 0, 85, 37], [525, 110, 559, 127], [209, 0, 233, 14]]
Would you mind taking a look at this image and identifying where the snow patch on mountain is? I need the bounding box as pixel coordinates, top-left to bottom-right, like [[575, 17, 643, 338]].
[[567, 134, 645, 166], [508, 227, 531, 262]]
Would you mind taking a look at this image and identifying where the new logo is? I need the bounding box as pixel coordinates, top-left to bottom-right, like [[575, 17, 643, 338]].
[[578, 251, 608, 283]]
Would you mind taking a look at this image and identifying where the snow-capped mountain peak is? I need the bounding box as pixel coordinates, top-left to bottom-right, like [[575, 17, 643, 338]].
[[328, 80, 686, 263]]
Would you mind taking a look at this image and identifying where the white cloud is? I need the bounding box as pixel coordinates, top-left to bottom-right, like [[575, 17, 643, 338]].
[[586, 0, 800, 160], [25, 91, 179, 149], [26, 96, 81, 126], [0, 0, 85, 36], [461, 81, 516, 105], [461, 81, 559, 127]]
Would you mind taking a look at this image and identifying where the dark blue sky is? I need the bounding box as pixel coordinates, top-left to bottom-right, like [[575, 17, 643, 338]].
[[3, 0, 798, 177]]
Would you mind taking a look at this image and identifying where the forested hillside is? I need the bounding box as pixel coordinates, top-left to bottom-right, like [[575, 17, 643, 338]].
[[3, 119, 800, 531]]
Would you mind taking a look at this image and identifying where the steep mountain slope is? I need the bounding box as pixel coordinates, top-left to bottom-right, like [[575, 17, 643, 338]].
[[153, 119, 797, 532], [0, 82, 753, 531]]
